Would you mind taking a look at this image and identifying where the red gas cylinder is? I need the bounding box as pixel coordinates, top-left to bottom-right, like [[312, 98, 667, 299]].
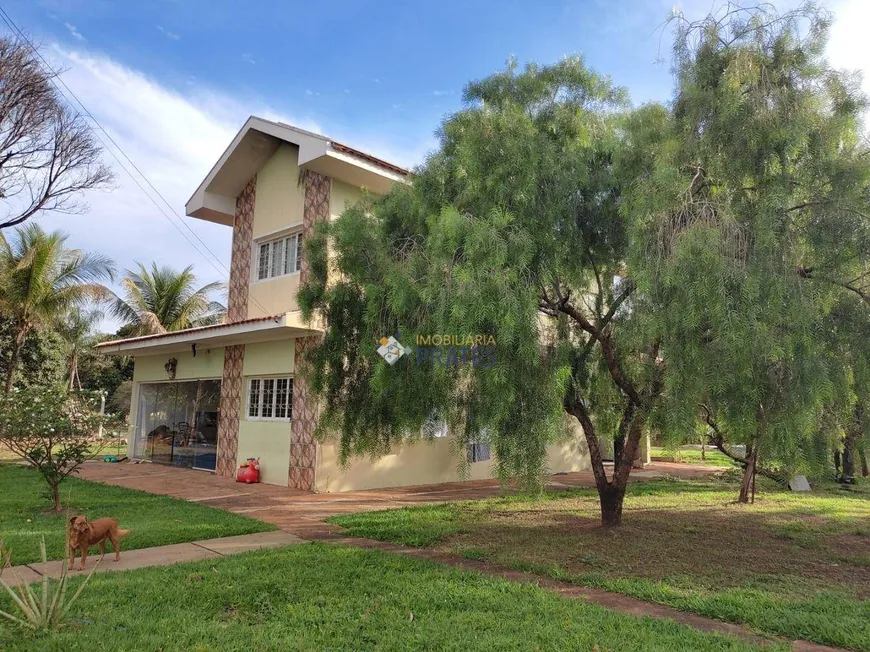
[[236, 458, 260, 483]]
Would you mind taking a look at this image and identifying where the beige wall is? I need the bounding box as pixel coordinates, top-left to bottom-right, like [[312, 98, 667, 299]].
[[132, 349, 225, 382], [315, 435, 591, 493], [248, 143, 306, 318], [330, 179, 363, 220], [235, 339, 296, 486], [252, 143, 304, 238], [248, 274, 300, 318], [245, 151, 367, 319], [237, 421, 291, 486], [243, 340, 295, 376]]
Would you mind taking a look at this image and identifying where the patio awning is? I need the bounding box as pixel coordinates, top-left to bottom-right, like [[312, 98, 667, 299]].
[[95, 312, 322, 356]]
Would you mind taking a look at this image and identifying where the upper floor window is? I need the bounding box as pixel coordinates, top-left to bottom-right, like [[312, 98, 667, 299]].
[[256, 232, 302, 281]]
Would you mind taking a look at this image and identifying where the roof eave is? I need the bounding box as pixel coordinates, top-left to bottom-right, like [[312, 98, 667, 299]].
[[184, 117, 408, 226], [95, 312, 323, 356]]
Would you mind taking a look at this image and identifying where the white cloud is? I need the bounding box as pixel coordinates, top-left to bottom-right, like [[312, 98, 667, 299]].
[[64, 23, 84, 41], [241, 53, 255, 65], [156, 25, 181, 41], [826, 0, 870, 99], [35, 45, 321, 332], [432, 90, 452, 96]]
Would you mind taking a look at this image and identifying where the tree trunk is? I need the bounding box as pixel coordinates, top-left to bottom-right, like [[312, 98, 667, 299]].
[[569, 401, 638, 527], [4, 334, 25, 393], [842, 404, 863, 479], [738, 446, 757, 504], [700, 435, 706, 460], [861, 449, 869, 477], [50, 481, 62, 512], [613, 435, 624, 466], [599, 483, 625, 526], [842, 435, 856, 478]]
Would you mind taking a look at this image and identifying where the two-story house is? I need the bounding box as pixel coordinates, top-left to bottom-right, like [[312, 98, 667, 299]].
[[97, 117, 595, 491]]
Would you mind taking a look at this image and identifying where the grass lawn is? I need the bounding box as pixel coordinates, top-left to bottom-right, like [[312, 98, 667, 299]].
[[650, 445, 739, 467], [0, 543, 778, 651], [0, 464, 274, 566], [330, 478, 870, 651]]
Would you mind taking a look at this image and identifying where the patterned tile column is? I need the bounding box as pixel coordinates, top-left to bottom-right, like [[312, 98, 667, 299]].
[[227, 177, 256, 323], [288, 170, 331, 490], [215, 177, 255, 477], [216, 344, 244, 477]]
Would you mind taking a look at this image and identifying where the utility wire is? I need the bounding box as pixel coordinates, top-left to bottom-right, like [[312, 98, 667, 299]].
[[0, 5, 276, 318]]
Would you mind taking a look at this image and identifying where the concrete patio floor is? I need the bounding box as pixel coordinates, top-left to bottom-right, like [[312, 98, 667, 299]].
[[76, 459, 724, 538]]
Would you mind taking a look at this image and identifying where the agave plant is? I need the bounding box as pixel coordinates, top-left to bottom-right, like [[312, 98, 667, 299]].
[[0, 536, 102, 630], [0, 539, 9, 577]]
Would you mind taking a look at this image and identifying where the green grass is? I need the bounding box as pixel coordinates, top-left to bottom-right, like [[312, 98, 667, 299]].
[[329, 478, 870, 650], [650, 445, 739, 467], [0, 464, 275, 566], [0, 543, 777, 651]]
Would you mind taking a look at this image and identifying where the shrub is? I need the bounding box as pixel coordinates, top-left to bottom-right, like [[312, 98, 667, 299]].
[[0, 387, 117, 511]]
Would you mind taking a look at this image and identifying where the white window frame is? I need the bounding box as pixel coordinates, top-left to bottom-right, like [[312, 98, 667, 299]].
[[253, 229, 303, 283], [246, 376, 293, 421]]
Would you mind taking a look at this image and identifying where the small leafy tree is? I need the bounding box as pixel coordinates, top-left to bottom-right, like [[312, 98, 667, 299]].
[[0, 387, 113, 511]]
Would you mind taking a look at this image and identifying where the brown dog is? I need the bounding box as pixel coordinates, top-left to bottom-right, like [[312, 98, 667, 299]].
[[67, 515, 131, 570]]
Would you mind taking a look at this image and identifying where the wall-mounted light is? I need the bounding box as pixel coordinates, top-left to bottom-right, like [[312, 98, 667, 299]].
[[164, 357, 178, 379]]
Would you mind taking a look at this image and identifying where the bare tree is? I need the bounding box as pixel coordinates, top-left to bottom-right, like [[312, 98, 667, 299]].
[[0, 37, 112, 230]]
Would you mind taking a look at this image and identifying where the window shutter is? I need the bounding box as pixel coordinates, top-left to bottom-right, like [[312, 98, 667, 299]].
[[257, 244, 270, 281]]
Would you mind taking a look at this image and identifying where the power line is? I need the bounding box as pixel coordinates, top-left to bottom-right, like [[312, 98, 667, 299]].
[[0, 5, 276, 318]]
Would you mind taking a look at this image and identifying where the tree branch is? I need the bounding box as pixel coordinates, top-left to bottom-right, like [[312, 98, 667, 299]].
[[700, 404, 788, 485]]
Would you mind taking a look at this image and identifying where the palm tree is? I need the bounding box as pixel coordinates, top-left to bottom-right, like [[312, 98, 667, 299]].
[[111, 263, 226, 335], [56, 307, 103, 390], [0, 224, 114, 392]]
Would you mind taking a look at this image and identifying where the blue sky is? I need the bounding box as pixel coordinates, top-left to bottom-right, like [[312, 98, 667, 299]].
[[3, 0, 867, 331]]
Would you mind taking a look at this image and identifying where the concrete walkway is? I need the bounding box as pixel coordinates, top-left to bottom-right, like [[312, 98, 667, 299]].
[[3, 530, 303, 585]]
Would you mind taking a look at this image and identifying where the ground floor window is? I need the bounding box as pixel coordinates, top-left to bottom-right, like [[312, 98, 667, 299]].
[[247, 377, 293, 420], [134, 379, 221, 471], [467, 442, 491, 463]]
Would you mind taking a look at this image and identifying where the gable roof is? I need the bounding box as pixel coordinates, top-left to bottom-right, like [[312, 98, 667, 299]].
[[185, 116, 409, 226]]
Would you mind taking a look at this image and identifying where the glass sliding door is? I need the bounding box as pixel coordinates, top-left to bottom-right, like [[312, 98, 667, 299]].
[[134, 380, 221, 472]]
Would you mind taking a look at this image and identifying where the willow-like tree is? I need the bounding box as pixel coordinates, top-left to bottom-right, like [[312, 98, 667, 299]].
[[821, 294, 870, 480], [627, 4, 870, 501], [299, 56, 671, 526]]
